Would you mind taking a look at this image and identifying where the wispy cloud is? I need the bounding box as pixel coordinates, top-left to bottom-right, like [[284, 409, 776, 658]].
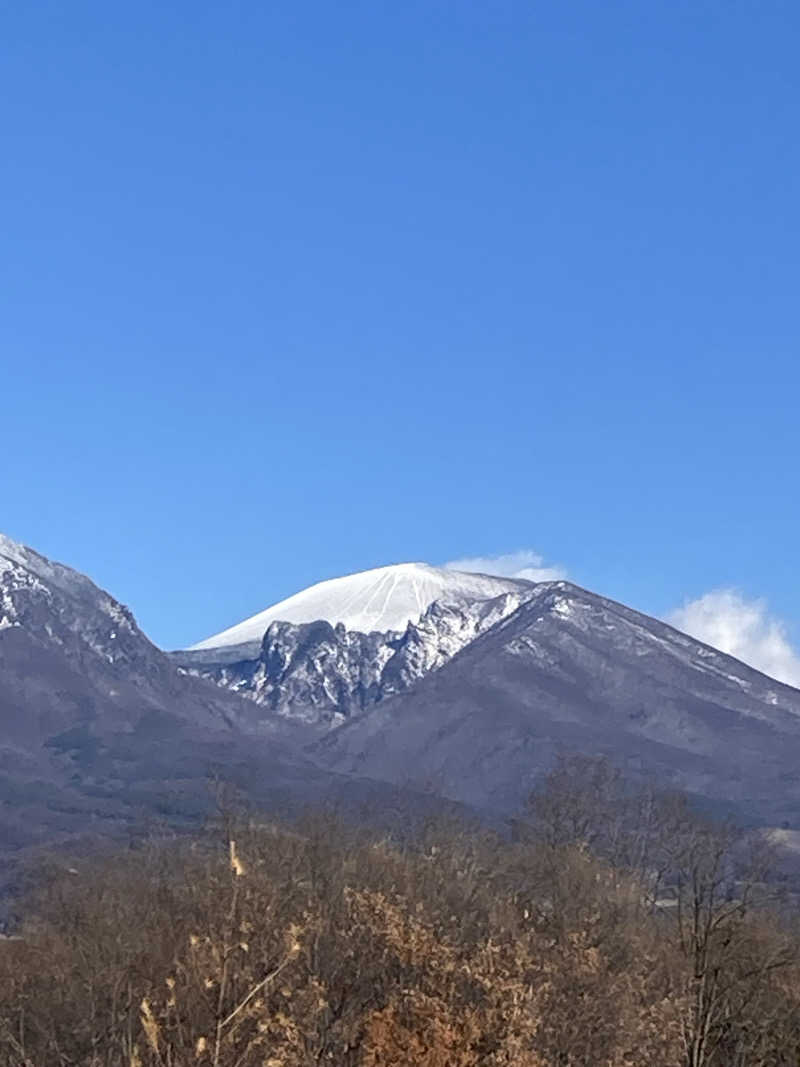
[[667, 589, 800, 688], [444, 549, 567, 584]]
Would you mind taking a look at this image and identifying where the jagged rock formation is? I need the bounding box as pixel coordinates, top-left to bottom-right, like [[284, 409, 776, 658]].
[[173, 591, 532, 724]]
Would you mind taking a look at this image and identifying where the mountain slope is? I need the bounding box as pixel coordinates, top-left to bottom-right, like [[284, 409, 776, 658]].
[[313, 581, 800, 824], [0, 534, 238, 740], [0, 539, 332, 853], [0, 534, 258, 853], [187, 563, 530, 655]]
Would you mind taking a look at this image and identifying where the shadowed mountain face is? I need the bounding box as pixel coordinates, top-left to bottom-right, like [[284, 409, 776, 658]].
[[0, 536, 288, 856], [311, 582, 800, 825], [0, 536, 238, 743]]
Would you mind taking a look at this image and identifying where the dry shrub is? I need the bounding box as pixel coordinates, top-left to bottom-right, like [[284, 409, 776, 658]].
[[0, 784, 799, 1067]]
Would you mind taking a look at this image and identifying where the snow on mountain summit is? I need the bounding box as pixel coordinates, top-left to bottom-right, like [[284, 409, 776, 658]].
[[188, 562, 531, 652]]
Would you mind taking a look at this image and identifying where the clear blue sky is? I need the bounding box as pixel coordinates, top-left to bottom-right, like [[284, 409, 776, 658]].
[[2, 1, 798, 651]]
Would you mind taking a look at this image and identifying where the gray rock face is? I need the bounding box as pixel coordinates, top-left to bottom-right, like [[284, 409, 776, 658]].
[[172, 591, 532, 724]]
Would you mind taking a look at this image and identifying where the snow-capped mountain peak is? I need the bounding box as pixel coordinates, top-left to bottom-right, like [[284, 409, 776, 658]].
[[187, 562, 531, 653]]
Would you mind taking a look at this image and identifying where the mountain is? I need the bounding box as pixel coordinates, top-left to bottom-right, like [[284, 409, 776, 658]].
[[0, 535, 436, 873], [187, 562, 530, 657], [0, 534, 251, 857], [312, 580, 800, 825], [6, 532, 800, 874], [174, 591, 532, 724], [0, 533, 247, 746], [177, 568, 800, 827]]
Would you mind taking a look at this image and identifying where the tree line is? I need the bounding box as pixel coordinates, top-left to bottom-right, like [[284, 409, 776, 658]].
[[1, 756, 799, 1066]]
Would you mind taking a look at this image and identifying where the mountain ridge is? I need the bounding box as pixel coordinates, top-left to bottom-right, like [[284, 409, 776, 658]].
[[313, 580, 800, 821]]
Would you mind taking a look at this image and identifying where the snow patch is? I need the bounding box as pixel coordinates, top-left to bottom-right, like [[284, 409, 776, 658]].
[[188, 562, 532, 652]]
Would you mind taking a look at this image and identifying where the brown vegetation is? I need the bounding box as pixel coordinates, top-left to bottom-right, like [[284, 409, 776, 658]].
[[1, 759, 799, 1066]]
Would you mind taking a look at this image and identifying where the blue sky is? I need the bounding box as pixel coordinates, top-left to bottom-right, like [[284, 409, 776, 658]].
[[2, 1, 799, 664]]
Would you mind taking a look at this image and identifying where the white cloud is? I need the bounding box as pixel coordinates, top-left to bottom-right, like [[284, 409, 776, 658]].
[[444, 549, 567, 584], [667, 589, 800, 688]]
